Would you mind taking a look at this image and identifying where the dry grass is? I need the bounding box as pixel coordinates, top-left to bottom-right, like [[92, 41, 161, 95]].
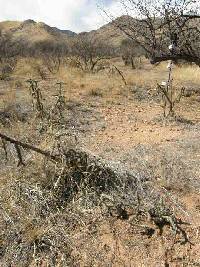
[[174, 65, 200, 85], [0, 57, 200, 266]]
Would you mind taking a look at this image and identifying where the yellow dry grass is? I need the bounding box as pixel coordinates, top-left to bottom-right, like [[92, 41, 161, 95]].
[[0, 20, 21, 31], [150, 61, 200, 86], [173, 65, 200, 84], [8, 57, 200, 91], [57, 59, 200, 100]]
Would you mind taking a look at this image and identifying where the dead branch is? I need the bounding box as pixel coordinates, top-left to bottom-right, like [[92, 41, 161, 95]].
[[0, 132, 59, 163], [14, 143, 25, 166], [112, 65, 127, 85]]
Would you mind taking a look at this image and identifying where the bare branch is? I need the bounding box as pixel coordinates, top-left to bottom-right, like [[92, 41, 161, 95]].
[[111, 0, 200, 65]]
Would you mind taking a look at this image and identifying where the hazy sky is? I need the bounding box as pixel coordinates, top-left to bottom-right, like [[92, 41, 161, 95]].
[[0, 0, 123, 32]]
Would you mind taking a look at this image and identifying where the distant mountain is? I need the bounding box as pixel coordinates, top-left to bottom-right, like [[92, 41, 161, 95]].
[[0, 16, 133, 47], [0, 19, 76, 45]]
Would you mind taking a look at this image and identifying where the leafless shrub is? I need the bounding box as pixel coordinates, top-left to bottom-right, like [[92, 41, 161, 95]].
[[32, 40, 68, 74], [70, 35, 116, 72]]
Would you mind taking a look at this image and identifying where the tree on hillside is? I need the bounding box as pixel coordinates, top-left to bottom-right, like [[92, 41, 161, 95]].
[[112, 0, 200, 66], [70, 35, 116, 72], [32, 40, 69, 74]]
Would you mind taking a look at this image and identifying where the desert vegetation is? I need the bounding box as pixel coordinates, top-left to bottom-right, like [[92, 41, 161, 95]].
[[0, 0, 200, 266]]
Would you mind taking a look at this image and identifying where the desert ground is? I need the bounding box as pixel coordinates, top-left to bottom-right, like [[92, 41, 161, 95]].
[[0, 56, 200, 266]]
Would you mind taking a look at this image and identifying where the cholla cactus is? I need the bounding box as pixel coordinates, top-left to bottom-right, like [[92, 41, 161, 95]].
[[48, 82, 66, 132], [26, 79, 45, 117], [157, 43, 185, 117]]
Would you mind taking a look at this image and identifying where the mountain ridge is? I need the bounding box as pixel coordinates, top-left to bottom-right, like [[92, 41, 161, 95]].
[[0, 16, 131, 46]]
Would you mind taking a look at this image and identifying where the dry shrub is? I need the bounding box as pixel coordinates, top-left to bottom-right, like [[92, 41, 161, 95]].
[[88, 88, 103, 97], [0, 146, 152, 266], [0, 136, 197, 266]]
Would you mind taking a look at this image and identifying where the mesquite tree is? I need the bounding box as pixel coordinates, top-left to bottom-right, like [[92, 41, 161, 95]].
[[113, 0, 200, 66], [70, 35, 115, 72], [120, 38, 144, 68]]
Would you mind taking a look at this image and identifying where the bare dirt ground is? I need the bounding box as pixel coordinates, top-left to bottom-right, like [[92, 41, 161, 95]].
[[0, 59, 200, 266]]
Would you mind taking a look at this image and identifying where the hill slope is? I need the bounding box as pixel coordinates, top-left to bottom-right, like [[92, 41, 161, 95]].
[[79, 16, 134, 47]]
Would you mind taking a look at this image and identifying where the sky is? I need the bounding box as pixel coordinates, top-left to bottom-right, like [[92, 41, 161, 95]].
[[0, 0, 123, 32]]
